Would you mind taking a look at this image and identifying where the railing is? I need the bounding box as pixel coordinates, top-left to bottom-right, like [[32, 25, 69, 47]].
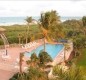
[[0, 44, 20, 49], [0, 39, 44, 49], [0, 33, 9, 45]]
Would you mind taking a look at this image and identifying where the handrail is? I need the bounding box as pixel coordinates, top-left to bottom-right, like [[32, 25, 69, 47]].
[[0, 33, 9, 48]]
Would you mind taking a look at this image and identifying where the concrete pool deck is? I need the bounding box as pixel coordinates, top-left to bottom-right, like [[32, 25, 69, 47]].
[[52, 42, 73, 66], [0, 39, 73, 80]]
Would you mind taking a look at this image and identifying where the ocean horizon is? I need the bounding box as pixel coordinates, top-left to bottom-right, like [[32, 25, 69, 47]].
[[0, 16, 82, 26]]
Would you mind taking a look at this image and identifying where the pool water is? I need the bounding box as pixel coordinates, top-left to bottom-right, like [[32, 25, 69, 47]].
[[25, 44, 64, 59]]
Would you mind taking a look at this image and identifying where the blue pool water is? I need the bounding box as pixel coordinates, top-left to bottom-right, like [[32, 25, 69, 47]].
[[25, 44, 64, 59]]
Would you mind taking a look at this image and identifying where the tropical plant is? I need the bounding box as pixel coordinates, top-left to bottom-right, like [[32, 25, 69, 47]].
[[25, 17, 33, 43], [18, 33, 22, 45], [27, 67, 48, 80], [9, 72, 28, 80], [40, 11, 64, 39], [82, 16, 86, 27], [19, 52, 24, 74], [52, 64, 84, 80], [38, 51, 52, 66], [26, 17, 33, 24], [39, 10, 64, 51], [40, 10, 60, 30], [26, 53, 39, 67], [63, 43, 71, 62]]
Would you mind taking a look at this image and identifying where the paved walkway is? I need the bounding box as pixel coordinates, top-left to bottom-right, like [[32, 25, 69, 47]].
[[0, 69, 15, 80], [52, 42, 73, 65], [0, 39, 44, 80]]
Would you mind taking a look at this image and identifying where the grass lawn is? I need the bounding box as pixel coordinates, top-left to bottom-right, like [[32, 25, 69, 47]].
[[0, 25, 41, 44], [76, 48, 86, 67]]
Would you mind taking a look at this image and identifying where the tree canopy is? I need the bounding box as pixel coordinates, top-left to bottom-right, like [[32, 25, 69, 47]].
[[82, 16, 86, 27], [39, 51, 52, 64], [26, 17, 33, 24], [40, 10, 64, 39], [40, 10, 60, 30]]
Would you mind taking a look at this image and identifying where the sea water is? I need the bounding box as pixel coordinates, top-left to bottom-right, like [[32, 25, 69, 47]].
[[0, 16, 81, 26]]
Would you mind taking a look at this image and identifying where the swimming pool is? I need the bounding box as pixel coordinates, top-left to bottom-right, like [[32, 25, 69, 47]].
[[25, 43, 64, 59]]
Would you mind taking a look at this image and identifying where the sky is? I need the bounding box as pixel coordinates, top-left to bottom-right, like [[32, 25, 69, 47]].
[[0, 0, 86, 17]]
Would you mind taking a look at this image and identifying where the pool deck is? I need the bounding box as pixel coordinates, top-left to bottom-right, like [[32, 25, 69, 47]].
[[0, 39, 73, 80], [52, 42, 73, 66]]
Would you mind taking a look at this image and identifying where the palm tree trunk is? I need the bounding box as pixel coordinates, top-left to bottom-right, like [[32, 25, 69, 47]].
[[26, 27, 28, 44], [25, 36, 27, 44], [64, 47, 66, 61], [63, 43, 66, 62], [19, 38, 20, 45], [19, 53, 23, 74], [44, 37, 46, 52]]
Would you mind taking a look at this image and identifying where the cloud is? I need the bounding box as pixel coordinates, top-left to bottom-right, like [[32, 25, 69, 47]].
[[0, 1, 86, 17], [0, 6, 6, 11]]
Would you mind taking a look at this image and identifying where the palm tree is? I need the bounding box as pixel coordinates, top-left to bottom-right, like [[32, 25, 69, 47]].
[[38, 51, 52, 71], [9, 72, 28, 80], [63, 43, 71, 62], [26, 53, 39, 67], [10, 53, 27, 80], [27, 67, 48, 80], [26, 17, 33, 24], [39, 13, 52, 51], [30, 34, 35, 42], [18, 33, 22, 45], [25, 11, 62, 52], [22, 32, 28, 44], [25, 31, 28, 44], [25, 17, 33, 44], [52, 64, 84, 80], [82, 16, 86, 27], [39, 11, 62, 51], [40, 26, 49, 51], [19, 52, 24, 74]]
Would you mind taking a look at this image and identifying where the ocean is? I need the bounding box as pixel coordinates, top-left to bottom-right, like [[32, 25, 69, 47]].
[[0, 16, 82, 26]]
